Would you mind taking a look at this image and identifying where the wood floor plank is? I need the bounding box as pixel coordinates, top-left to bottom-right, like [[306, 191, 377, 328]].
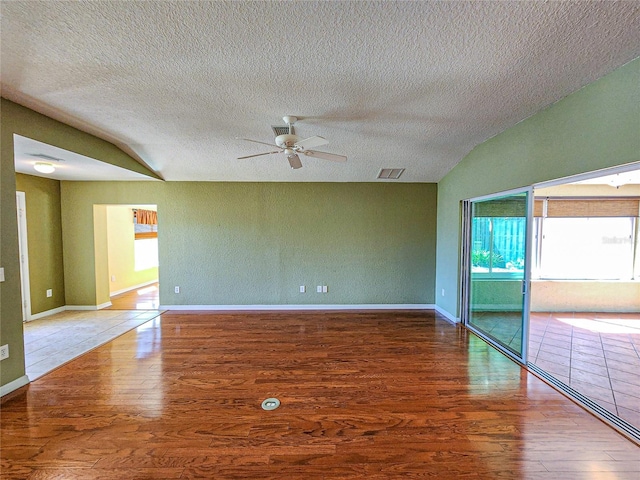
[[1, 310, 638, 478]]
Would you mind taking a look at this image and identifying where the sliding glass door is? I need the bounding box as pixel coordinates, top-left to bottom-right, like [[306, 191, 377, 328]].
[[462, 189, 532, 362]]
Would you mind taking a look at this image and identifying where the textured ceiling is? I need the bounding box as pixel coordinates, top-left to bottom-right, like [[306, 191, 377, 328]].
[[1, 1, 639, 182]]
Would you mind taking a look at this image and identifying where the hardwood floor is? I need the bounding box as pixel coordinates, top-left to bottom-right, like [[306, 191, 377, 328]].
[[105, 282, 160, 310], [2, 310, 638, 479]]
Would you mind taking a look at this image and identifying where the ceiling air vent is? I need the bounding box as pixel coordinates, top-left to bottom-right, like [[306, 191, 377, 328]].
[[272, 125, 292, 136], [377, 168, 405, 180], [29, 153, 66, 162]]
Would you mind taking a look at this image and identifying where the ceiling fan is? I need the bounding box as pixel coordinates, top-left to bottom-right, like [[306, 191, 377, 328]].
[[238, 116, 347, 169]]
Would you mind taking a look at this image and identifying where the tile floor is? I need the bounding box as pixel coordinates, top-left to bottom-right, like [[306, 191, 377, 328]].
[[529, 312, 640, 428], [470, 310, 640, 428], [24, 309, 163, 380]]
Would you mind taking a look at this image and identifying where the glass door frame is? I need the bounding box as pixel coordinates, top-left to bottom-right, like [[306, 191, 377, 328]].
[[460, 186, 534, 364]]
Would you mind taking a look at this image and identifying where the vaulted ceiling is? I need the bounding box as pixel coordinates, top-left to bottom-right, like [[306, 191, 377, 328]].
[[2, 1, 639, 182]]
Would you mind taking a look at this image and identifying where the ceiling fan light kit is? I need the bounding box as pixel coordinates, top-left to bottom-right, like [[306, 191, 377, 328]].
[[238, 116, 347, 169]]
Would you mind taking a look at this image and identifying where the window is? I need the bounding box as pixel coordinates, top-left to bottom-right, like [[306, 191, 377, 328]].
[[535, 217, 635, 280], [134, 238, 159, 271], [532, 198, 639, 280], [471, 217, 526, 276], [133, 208, 158, 271]]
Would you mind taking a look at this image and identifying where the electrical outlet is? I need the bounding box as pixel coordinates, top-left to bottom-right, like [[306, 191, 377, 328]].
[[441, 289, 445, 297], [0, 267, 5, 282], [111, 275, 116, 282], [317, 286, 322, 293], [46, 289, 53, 298], [299, 285, 306, 293], [0, 344, 9, 361], [322, 285, 328, 293], [174, 286, 180, 294]]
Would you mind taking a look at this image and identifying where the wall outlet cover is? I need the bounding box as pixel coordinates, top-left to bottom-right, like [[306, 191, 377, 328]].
[[0, 344, 9, 360]]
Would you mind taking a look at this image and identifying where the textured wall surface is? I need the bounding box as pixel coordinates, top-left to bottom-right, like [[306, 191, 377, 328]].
[[1, 106, 27, 387], [15, 174, 65, 315], [61, 181, 437, 307], [435, 58, 640, 319]]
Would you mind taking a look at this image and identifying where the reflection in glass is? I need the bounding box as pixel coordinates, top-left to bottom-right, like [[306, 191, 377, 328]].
[[468, 193, 528, 359]]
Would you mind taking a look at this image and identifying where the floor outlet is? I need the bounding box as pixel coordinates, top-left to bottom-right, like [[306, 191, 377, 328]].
[[0, 344, 9, 361]]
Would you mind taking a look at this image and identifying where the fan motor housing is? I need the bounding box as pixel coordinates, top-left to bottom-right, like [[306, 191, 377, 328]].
[[275, 134, 299, 149]]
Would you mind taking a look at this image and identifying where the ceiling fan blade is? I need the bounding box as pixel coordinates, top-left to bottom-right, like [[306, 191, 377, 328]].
[[303, 150, 347, 163], [294, 136, 328, 150], [287, 154, 303, 169], [238, 138, 279, 148], [237, 150, 281, 160]]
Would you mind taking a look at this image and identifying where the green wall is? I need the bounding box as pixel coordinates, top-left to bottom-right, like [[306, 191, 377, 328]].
[[15, 174, 65, 315], [0, 98, 159, 389], [435, 58, 640, 318], [62, 181, 438, 306], [0, 103, 26, 387]]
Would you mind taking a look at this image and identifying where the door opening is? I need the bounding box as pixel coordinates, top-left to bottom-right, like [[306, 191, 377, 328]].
[[461, 188, 533, 364]]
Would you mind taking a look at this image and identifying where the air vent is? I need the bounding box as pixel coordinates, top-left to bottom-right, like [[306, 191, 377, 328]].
[[272, 125, 292, 136], [29, 153, 65, 162], [377, 168, 405, 180]]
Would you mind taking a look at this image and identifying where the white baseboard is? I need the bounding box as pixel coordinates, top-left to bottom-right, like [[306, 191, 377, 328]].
[[110, 279, 158, 297], [0, 375, 30, 397], [27, 306, 66, 322], [159, 303, 435, 311], [434, 305, 460, 323]]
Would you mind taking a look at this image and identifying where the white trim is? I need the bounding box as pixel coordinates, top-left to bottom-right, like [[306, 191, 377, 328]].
[[465, 185, 532, 203], [16, 191, 31, 322], [0, 375, 30, 397], [110, 279, 158, 297], [27, 306, 66, 321], [533, 161, 640, 190], [434, 305, 460, 323], [159, 304, 435, 311]]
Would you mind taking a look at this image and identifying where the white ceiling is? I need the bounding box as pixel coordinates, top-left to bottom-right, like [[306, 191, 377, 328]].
[[1, 1, 639, 182], [13, 135, 159, 181]]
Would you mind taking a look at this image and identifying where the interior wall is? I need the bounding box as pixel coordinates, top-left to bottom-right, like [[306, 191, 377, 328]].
[[531, 281, 640, 312], [62, 181, 438, 307], [92, 205, 110, 307], [0, 108, 26, 387], [0, 98, 160, 390], [435, 58, 640, 319], [106, 205, 158, 294], [15, 173, 65, 315]]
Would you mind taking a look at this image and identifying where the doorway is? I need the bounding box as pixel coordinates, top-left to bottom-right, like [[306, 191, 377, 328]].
[[93, 204, 160, 310], [461, 188, 532, 363]]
